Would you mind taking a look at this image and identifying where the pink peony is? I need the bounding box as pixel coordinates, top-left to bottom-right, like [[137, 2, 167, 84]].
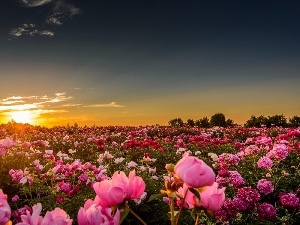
[[77, 199, 120, 225], [257, 202, 276, 221], [174, 153, 215, 188], [0, 190, 11, 225], [257, 179, 274, 195], [257, 157, 273, 169], [177, 182, 225, 212], [16, 203, 43, 225], [93, 170, 146, 208], [40, 208, 72, 225], [16, 203, 72, 225], [199, 182, 226, 212], [279, 192, 299, 208]]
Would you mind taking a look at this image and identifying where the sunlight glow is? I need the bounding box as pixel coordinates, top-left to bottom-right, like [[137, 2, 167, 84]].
[[10, 111, 34, 124]]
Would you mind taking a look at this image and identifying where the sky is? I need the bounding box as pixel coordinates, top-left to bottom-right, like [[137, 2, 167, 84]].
[[0, 0, 299, 127]]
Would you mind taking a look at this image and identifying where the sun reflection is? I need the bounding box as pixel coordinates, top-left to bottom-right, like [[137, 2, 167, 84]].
[[10, 111, 35, 124]]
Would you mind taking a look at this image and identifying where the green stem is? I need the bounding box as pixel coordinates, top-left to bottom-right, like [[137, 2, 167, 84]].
[[195, 209, 200, 225], [175, 188, 188, 225], [170, 197, 175, 225], [128, 207, 147, 225]]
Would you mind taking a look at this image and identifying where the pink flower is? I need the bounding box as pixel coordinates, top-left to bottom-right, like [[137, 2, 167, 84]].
[[12, 195, 19, 203], [199, 182, 226, 212], [174, 154, 215, 188], [77, 199, 120, 225], [0, 190, 11, 225], [177, 183, 199, 209], [16, 203, 43, 225], [40, 208, 72, 225], [257, 179, 274, 195], [257, 202, 276, 221], [177, 182, 225, 212], [0, 138, 14, 149], [257, 157, 273, 169], [93, 170, 145, 207], [279, 192, 299, 208], [16, 204, 72, 225]]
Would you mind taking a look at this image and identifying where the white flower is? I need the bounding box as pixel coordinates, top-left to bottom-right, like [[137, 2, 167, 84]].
[[127, 161, 138, 168], [114, 157, 125, 164], [195, 151, 201, 155]]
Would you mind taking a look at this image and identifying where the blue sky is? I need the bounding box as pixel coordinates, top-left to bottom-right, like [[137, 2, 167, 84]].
[[0, 0, 299, 126]]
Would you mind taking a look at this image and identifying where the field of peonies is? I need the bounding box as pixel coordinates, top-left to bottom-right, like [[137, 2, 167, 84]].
[[0, 122, 299, 224]]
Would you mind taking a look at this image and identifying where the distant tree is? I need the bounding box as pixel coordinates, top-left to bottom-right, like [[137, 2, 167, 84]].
[[210, 113, 226, 127], [289, 116, 300, 127], [168, 118, 184, 127], [195, 117, 210, 128], [186, 119, 195, 127], [225, 119, 234, 127], [266, 114, 288, 127], [245, 115, 268, 128]]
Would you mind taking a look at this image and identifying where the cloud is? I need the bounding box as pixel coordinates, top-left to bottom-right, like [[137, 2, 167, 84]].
[[0, 93, 72, 112], [0, 104, 38, 111], [84, 102, 125, 108], [20, 0, 53, 7], [62, 103, 82, 107], [10, 0, 81, 38], [10, 24, 54, 37], [1, 100, 25, 105], [46, 17, 63, 25]]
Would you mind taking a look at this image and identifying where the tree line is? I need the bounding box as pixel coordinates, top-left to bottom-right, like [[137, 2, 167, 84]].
[[168, 113, 300, 128]]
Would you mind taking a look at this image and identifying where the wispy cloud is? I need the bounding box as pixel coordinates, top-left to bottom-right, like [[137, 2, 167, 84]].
[[10, 24, 54, 37], [20, 0, 52, 7], [0, 93, 72, 112], [84, 102, 125, 108], [62, 103, 82, 107], [10, 0, 81, 38]]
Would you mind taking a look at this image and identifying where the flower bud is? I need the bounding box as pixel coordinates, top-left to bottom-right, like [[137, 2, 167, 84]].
[[165, 164, 175, 172]]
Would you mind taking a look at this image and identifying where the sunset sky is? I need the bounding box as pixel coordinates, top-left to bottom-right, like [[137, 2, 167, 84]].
[[1, 0, 300, 127]]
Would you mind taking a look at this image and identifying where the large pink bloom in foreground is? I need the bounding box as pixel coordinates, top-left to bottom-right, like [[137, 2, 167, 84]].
[[78, 199, 120, 225], [199, 182, 225, 211], [177, 182, 225, 212], [0, 190, 11, 225], [174, 153, 215, 188], [93, 170, 146, 208], [16, 203, 72, 225]]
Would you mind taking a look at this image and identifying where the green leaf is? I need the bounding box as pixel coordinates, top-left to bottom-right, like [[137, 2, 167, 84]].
[[119, 207, 130, 224], [188, 187, 201, 200], [147, 193, 164, 202]]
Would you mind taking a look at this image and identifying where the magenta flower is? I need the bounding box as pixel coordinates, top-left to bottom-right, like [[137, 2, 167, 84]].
[[77, 199, 120, 225], [279, 192, 300, 208], [257, 202, 276, 221], [257, 157, 273, 169], [236, 187, 260, 208], [174, 153, 215, 188], [257, 179, 274, 195], [0, 190, 11, 225], [12, 195, 19, 203]]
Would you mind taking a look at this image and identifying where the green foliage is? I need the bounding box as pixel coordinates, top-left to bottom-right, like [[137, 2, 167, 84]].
[[168, 118, 184, 127], [210, 113, 226, 127], [195, 117, 210, 128]]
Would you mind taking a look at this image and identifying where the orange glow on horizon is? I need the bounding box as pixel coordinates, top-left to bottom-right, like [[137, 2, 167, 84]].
[[9, 110, 35, 124]]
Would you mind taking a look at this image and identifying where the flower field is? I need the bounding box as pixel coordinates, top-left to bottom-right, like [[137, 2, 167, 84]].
[[0, 123, 299, 224]]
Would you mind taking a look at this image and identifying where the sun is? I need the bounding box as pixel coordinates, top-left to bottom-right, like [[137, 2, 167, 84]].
[[10, 110, 34, 124]]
